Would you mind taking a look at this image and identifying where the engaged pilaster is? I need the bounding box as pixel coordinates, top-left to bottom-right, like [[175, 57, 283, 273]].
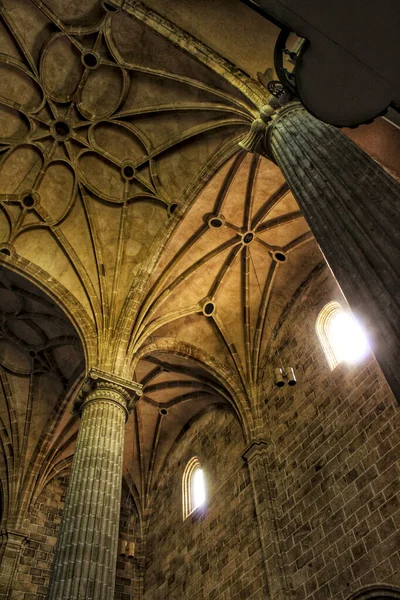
[[47, 369, 142, 600], [243, 440, 291, 600], [0, 530, 28, 599]]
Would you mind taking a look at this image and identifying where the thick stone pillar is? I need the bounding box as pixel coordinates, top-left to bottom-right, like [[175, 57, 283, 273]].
[[47, 371, 141, 600], [242, 101, 400, 402], [0, 530, 28, 599], [243, 440, 290, 600]]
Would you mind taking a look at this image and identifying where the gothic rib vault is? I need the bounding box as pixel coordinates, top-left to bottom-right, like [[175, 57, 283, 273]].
[[0, 0, 325, 542]]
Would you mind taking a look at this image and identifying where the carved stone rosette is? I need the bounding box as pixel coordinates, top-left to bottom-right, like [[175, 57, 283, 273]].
[[47, 372, 142, 600]]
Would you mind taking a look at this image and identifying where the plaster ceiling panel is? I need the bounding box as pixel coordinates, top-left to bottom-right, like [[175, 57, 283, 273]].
[[112, 199, 167, 320], [135, 400, 159, 477], [0, 146, 43, 194], [155, 125, 249, 205], [0, 338, 31, 374], [259, 242, 322, 364], [141, 0, 278, 80], [0, 63, 44, 113], [151, 243, 238, 320], [152, 313, 233, 372], [14, 229, 93, 319], [37, 162, 76, 223], [0, 211, 11, 244], [0, 373, 27, 447], [57, 194, 100, 300], [91, 122, 146, 164], [80, 66, 124, 119], [0, 106, 29, 143], [152, 398, 224, 480], [0, 18, 26, 63], [6, 317, 45, 346], [133, 358, 157, 383], [258, 219, 310, 249], [217, 154, 252, 228], [250, 159, 287, 220], [264, 192, 301, 221], [43, 0, 103, 25], [41, 34, 83, 99], [121, 72, 239, 113], [143, 384, 200, 406], [147, 157, 240, 287], [109, 10, 253, 100]]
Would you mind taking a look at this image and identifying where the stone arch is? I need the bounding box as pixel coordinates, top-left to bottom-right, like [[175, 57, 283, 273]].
[[347, 585, 400, 600], [0, 255, 97, 367], [133, 337, 254, 441], [0, 263, 86, 523]]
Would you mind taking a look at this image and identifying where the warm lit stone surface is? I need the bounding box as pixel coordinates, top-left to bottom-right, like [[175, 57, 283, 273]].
[[143, 410, 268, 599], [0, 1, 398, 599], [262, 266, 400, 600]]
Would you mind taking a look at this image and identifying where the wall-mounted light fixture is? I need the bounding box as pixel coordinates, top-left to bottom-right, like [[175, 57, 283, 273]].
[[120, 540, 135, 557], [274, 366, 297, 387]]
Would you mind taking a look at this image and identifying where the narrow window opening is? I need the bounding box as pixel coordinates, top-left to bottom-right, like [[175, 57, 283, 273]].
[[316, 301, 369, 369], [182, 457, 206, 519]]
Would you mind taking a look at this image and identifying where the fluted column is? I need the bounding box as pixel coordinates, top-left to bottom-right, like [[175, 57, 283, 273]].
[[242, 101, 400, 402], [47, 371, 141, 600], [243, 440, 290, 600]]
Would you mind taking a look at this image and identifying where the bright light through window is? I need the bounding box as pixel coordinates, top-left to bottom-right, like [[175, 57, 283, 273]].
[[328, 311, 369, 364], [191, 468, 206, 510], [316, 301, 370, 370], [183, 457, 206, 519]]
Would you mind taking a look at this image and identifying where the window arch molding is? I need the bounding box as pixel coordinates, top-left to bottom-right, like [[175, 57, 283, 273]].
[[346, 584, 400, 600], [182, 456, 206, 520], [316, 300, 344, 370], [316, 300, 369, 370]]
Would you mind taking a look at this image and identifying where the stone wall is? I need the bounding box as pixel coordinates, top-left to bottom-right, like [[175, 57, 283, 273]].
[[10, 474, 140, 599], [143, 409, 267, 599], [115, 494, 143, 600], [12, 475, 67, 600], [262, 265, 400, 600]]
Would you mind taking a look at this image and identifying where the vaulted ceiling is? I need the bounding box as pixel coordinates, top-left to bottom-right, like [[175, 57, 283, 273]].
[[0, 0, 327, 518]]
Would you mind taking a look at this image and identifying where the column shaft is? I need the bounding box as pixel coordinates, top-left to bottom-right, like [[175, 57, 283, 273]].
[[267, 103, 400, 401], [48, 384, 128, 600]]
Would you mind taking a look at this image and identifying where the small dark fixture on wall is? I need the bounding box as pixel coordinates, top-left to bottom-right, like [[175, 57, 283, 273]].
[[274, 366, 297, 387], [120, 540, 135, 557]]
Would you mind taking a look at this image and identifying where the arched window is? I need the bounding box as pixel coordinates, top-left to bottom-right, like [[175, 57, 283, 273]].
[[182, 457, 206, 519], [316, 301, 369, 370], [346, 584, 400, 600]]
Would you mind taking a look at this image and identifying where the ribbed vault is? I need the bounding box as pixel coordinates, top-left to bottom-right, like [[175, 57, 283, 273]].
[[0, 265, 84, 527], [127, 152, 323, 407], [0, 0, 260, 373], [0, 0, 326, 518]]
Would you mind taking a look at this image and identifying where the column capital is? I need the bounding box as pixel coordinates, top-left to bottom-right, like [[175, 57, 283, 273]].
[[74, 368, 143, 420], [242, 438, 269, 463], [239, 104, 274, 156], [240, 100, 304, 158]]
